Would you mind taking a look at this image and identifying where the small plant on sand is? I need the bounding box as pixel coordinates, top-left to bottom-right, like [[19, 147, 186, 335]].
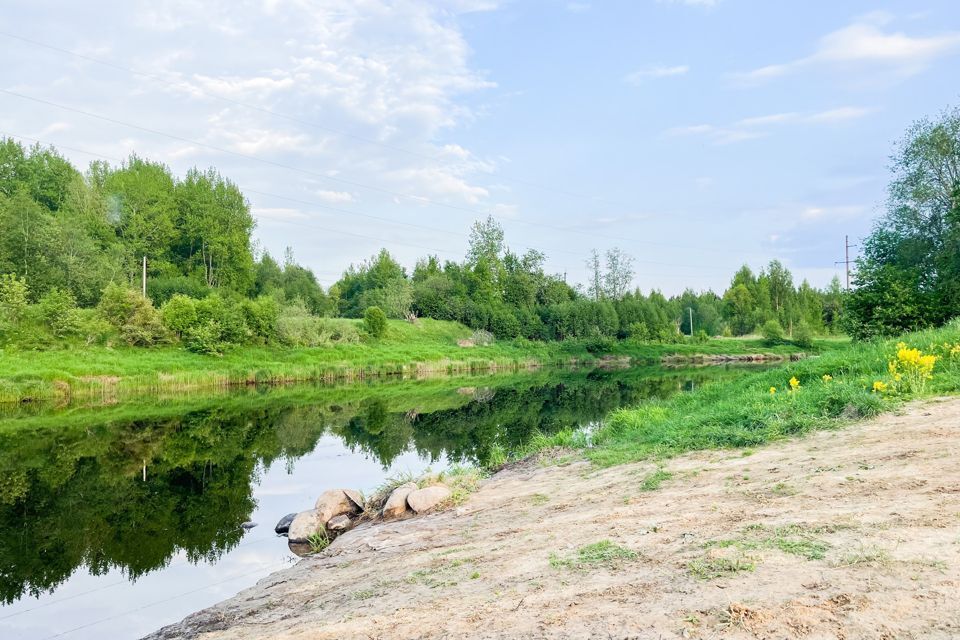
[[549, 540, 638, 571], [688, 554, 756, 580], [639, 467, 672, 491], [530, 493, 550, 505]]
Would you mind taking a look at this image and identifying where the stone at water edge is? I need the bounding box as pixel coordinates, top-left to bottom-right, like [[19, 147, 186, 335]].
[[406, 485, 452, 514], [343, 488, 365, 511], [274, 513, 297, 535], [326, 514, 354, 532], [315, 489, 362, 525], [382, 482, 418, 519], [287, 509, 324, 543]]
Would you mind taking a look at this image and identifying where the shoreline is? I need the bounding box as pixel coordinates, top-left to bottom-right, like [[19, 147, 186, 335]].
[[145, 397, 960, 640], [0, 343, 807, 406]]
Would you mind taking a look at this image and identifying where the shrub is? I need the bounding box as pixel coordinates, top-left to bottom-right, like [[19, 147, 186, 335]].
[[98, 283, 166, 346], [161, 294, 198, 337], [184, 320, 226, 355], [38, 288, 81, 338], [761, 319, 785, 345], [242, 296, 279, 342], [792, 322, 815, 349], [0, 274, 30, 325], [363, 306, 388, 338], [470, 329, 494, 346]]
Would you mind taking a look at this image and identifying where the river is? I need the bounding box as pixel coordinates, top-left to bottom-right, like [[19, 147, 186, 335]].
[[0, 364, 762, 639]]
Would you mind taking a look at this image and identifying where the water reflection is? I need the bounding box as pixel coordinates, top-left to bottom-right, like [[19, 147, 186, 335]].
[[0, 365, 756, 606]]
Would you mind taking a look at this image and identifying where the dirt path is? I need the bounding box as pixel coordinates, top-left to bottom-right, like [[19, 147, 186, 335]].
[[148, 398, 960, 639]]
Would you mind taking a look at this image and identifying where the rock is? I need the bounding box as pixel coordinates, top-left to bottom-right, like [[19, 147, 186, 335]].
[[326, 514, 353, 532], [315, 489, 362, 525], [382, 482, 418, 519], [274, 513, 297, 535], [343, 488, 365, 511], [406, 485, 452, 514], [287, 509, 324, 543]]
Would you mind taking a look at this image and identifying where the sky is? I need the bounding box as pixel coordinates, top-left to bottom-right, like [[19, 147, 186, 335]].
[[2, 0, 959, 294]]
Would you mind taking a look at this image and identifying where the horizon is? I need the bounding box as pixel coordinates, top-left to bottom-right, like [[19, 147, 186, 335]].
[[3, 1, 959, 294]]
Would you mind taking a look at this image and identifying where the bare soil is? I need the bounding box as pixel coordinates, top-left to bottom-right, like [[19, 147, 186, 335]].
[[147, 398, 960, 639]]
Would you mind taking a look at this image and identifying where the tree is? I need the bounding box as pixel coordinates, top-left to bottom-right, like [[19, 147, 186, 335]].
[[603, 248, 635, 300], [363, 306, 388, 338], [586, 249, 602, 301], [846, 105, 960, 337]]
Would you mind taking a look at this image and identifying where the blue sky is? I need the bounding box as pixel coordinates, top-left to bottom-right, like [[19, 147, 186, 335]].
[[2, 0, 959, 293]]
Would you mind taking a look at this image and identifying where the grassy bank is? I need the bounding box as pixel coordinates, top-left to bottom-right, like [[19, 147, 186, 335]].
[[529, 321, 960, 467], [0, 318, 813, 404]]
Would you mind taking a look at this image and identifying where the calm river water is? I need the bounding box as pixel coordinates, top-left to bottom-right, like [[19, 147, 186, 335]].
[[0, 364, 759, 639]]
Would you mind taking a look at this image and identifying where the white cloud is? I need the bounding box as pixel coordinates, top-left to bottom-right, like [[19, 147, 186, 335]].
[[734, 14, 960, 83], [624, 65, 689, 85], [316, 190, 354, 203], [670, 105, 874, 144]]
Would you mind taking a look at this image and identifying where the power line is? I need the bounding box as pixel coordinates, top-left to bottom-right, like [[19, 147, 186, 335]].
[[0, 87, 761, 258]]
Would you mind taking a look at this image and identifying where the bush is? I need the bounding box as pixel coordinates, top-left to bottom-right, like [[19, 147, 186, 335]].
[[38, 288, 81, 338], [161, 294, 198, 337], [470, 329, 494, 346], [242, 296, 279, 342], [792, 322, 815, 349], [98, 283, 166, 346], [184, 320, 226, 355], [363, 306, 388, 338], [761, 319, 785, 345], [0, 274, 30, 325]]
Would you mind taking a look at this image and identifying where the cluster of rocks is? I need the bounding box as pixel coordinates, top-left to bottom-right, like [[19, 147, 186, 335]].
[[274, 483, 453, 550]]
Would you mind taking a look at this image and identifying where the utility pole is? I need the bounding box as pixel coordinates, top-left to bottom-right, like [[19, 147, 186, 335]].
[[142, 256, 147, 297], [834, 236, 856, 291]]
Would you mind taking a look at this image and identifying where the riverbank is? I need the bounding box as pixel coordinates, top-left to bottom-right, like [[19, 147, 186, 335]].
[[0, 318, 813, 404], [147, 396, 960, 639]]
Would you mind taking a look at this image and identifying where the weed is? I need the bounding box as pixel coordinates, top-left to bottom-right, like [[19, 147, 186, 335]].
[[640, 467, 672, 492], [835, 544, 892, 567], [351, 589, 376, 600], [531, 493, 550, 505], [549, 540, 638, 571], [770, 482, 797, 496], [306, 530, 330, 554], [688, 554, 756, 580]]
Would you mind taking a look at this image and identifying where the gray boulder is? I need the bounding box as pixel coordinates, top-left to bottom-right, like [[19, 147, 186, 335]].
[[406, 485, 452, 514], [315, 489, 362, 525], [382, 482, 418, 519], [343, 488, 365, 511], [326, 514, 354, 533], [287, 509, 324, 543], [274, 512, 297, 535]]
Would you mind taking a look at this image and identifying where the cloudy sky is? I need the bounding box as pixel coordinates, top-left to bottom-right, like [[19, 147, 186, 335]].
[[2, 0, 959, 293]]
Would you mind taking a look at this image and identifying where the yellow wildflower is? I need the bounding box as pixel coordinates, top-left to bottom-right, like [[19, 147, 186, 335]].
[[872, 380, 887, 393], [769, 386, 776, 395], [789, 376, 800, 391], [822, 374, 833, 382]]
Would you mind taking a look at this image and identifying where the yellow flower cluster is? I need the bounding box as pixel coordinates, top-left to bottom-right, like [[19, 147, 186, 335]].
[[872, 380, 888, 393], [769, 386, 777, 395], [822, 374, 833, 383], [888, 342, 938, 394]]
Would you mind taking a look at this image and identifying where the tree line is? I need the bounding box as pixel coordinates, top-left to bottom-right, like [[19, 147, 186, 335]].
[[0, 136, 850, 353]]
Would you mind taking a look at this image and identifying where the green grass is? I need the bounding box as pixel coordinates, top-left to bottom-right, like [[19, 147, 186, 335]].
[[530, 322, 960, 467], [549, 540, 638, 570], [639, 467, 672, 491], [688, 554, 757, 580], [0, 318, 816, 404], [707, 523, 831, 561]]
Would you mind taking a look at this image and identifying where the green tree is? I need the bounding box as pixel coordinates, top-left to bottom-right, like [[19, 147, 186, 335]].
[[363, 306, 388, 338]]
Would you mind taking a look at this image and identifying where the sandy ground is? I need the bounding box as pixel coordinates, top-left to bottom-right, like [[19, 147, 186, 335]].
[[147, 398, 960, 640]]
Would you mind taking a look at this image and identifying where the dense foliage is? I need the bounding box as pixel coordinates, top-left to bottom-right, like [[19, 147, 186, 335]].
[[846, 105, 960, 339], [0, 137, 845, 353]]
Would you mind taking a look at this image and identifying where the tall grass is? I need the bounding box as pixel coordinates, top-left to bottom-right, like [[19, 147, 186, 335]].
[[532, 322, 960, 467]]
